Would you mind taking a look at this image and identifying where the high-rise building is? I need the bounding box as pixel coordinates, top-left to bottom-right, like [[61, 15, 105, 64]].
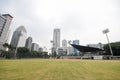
[[43, 47, 47, 52], [31, 43, 39, 52], [73, 40, 79, 56], [53, 28, 60, 53], [57, 47, 64, 56], [5, 30, 11, 44], [38, 47, 43, 52], [0, 14, 13, 50], [67, 47, 74, 56], [25, 37, 32, 51], [10, 26, 27, 48], [87, 43, 104, 50], [62, 39, 67, 55], [62, 39, 67, 51]]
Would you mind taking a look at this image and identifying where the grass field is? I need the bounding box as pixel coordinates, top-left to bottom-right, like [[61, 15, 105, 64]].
[[0, 59, 120, 80]]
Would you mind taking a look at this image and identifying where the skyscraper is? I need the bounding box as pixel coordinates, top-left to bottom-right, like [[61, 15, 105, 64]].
[[25, 37, 32, 51], [10, 26, 27, 48], [73, 40, 79, 56], [62, 39, 67, 55], [62, 39, 67, 51], [38, 47, 43, 52], [0, 14, 13, 50], [53, 28, 60, 53], [67, 47, 74, 56], [87, 43, 104, 50], [31, 43, 39, 52]]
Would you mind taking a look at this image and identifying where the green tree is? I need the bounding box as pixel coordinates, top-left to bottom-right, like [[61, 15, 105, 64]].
[[17, 47, 30, 58], [42, 52, 49, 58], [104, 41, 120, 56], [3, 43, 9, 50], [2, 43, 14, 58]]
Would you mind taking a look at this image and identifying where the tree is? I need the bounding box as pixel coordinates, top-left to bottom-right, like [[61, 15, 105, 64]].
[[3, 43, 15, 51], [17, 47, 30, 58], [104, 41, 120, 56], [42, 52, 49, 58], [2, 43, 14, 58], [2, 44, 49, 59]]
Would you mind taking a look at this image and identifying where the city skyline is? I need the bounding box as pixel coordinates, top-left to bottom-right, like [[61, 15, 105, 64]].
[[0, 0, 120, 52]]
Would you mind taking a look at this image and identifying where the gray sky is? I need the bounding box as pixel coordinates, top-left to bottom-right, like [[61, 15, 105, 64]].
[[0, 0, 120, 52]]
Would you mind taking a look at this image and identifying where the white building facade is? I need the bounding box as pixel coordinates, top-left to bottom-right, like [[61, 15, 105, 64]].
[[67, 47, 74, 56], [25, 37, 32, 51], [57, 47, 64, 56], [31, 43, 39, 52], [0, 14, 13, 50], [38, 47, 43, 52], [62, 39, 67, 51], [53, 28, 60, 54], [87, 43, 104, 50]]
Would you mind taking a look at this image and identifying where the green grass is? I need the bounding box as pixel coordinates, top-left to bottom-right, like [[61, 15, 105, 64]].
[[0, 59, 120, 80]]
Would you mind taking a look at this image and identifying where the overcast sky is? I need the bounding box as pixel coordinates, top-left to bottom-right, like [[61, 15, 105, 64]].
[[0, 0, 120, 52]]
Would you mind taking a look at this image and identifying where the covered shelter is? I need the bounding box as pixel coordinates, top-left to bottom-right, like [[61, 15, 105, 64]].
[[71, 44, 104, 52]]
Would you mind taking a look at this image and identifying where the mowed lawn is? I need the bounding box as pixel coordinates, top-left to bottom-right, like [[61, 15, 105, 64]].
[[0, 59, 120, 80]]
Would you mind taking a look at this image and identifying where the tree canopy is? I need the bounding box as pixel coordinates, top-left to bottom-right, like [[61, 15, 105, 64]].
[[104, 41, 120, 56]]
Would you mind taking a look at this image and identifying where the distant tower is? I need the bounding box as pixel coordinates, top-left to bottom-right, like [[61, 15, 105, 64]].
[[62, 39, 67, 51], [10, 26, 27, 48], [38, 47, 43, 52], [43, 46, 47, 52], [73, 40, 79, 56], [53, 28, 60, 53], [31, 43, 39, 52], [0, 14, 13, 50], [67, 47, 74, 56], [25, 37, 32, 51]]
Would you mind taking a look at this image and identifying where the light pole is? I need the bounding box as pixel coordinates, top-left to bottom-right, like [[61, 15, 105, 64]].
[[14, 47, 17, 59], [50, 40, 53, 57], [102, 28, 113, 56]]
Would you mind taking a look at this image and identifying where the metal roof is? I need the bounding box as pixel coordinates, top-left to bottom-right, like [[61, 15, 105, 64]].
[[71, 44, 104, 52]]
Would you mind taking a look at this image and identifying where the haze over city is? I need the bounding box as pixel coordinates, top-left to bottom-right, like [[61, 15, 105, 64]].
[[0, 0, 120, 52]]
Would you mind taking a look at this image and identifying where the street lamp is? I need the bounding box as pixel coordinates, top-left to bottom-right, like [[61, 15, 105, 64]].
[[102, 28, 113, 56]]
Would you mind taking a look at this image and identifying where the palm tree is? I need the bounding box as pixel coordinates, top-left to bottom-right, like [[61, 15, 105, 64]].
[[2, 43, 16, 58]]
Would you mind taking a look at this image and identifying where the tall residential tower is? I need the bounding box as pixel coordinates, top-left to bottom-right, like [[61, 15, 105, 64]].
[[25, 37, 32, 51], [62, 39, 67, 51], [73, 40, 79, 56], [31, 43, 39, 52], [10, 26, 27, 48], [0, 14, 13, 50], [53, 28, 60, 53], [62, 39, 67, 55]]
